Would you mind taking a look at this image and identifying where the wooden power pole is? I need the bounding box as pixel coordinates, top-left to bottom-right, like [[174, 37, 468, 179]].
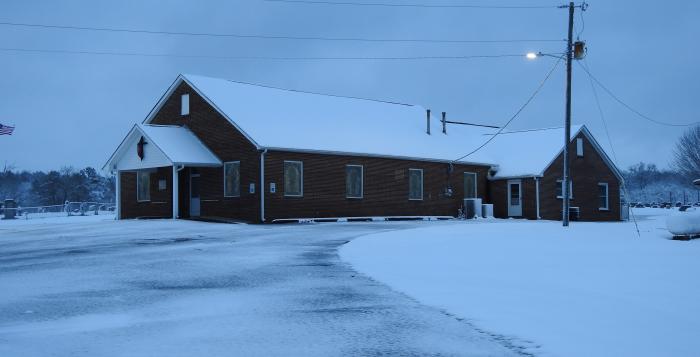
[[562, 1, 575, 226]]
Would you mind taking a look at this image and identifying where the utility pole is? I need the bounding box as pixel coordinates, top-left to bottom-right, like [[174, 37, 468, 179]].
[[562, 1, 575, 227]]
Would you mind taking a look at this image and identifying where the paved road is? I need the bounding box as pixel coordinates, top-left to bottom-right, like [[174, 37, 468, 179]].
[[0, 219, 522, 356]]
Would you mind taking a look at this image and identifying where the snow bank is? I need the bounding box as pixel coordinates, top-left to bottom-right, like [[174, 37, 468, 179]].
[[340, 213, 700, 357]]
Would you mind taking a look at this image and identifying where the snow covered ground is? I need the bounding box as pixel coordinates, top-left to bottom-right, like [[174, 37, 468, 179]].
[[341, 208, 700, 357], [0, 217, 521, 356]]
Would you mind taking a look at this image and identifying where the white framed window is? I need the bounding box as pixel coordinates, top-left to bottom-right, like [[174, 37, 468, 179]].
[[598, 182, 609, 210], [556, 179, 574, 199], [576, 137, 584, 157], [408, 168, 423, 200], [181, 93, 190, 116], [346, 165, 363, 199], [223, 161, 241, 197], [158, 179, 167, 191], [136, 171, 150, 202], [464, 172, 477, 199], [284, 161, 303, 197]]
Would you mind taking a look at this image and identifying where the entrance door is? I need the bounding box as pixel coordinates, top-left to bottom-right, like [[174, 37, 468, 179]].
[[507, 179, 523, 217], [190, 172, 201, 217]]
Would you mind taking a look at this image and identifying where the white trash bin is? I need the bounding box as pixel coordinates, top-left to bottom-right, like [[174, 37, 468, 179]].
[[482, 204, 494, 218]]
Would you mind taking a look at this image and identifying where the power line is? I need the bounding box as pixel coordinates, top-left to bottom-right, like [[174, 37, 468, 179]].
[[264, 0, 560, 9], [577, 62, 700, 128], [453, 56, 562, 162], [0, 47, 529, 61], [0, 21, 565, 44], [581, 58, 640, 237]]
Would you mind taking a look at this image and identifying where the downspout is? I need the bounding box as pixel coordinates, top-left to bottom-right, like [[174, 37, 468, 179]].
[[535, 176, 541, 220], [173, 165, 185, 219], [260, 148, 268, 223], [113, 169, 120, 220]]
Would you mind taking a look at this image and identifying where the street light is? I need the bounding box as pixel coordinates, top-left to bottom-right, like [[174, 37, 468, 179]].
[[526, 52, 538, 60]]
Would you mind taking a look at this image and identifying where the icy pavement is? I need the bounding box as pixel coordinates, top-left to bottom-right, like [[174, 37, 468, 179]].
[[0, 218, 519, 357]]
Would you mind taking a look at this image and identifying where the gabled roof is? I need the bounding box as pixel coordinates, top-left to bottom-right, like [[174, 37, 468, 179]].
[[141, 74, 621, 180], [144, 74, 494, 166], [103, 124, 221, 171], [467, 125, 623, 181]]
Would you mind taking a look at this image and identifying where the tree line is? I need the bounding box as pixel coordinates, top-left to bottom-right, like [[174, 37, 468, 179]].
[[0, 164, 115, 207], [624, 125, 700, 204]]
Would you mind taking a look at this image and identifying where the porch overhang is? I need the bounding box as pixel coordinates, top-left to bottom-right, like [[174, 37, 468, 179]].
[[103, 124, 222, 172]]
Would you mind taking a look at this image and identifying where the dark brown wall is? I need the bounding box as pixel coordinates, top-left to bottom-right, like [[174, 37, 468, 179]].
[[539, 133, 621, 221], [148, 81, 261, 222], [489, 178, 538, 219], [263, 150, 491, 220], [120, 166, 173, 219]]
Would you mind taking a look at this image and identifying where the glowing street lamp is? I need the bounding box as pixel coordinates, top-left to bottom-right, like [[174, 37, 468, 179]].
[[526, 52, 538, 60]]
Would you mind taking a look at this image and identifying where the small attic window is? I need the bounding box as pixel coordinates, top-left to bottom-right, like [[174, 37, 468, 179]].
[[576, 138, 583, 157], [181, 94, 190, 116]]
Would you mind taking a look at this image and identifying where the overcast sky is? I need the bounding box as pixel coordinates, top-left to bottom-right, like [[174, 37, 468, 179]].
[[0, 0, 697, 172]]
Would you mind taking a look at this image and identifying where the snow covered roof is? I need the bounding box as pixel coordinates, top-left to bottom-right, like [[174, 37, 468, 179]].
[[104, 124, 221, 171], [466, 125, 583, 178], [141, 74, 620, 179]]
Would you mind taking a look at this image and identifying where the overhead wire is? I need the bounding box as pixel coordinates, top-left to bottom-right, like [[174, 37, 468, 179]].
[[452, 55, 563, 162], [582, 58, 640, 237], [0, 21, 565, 44], [0, 47, 532, 61], [263, 0, 561, 9], [577, 62, 700, 127]]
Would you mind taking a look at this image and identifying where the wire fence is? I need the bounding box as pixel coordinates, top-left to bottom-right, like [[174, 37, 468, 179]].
[[2, 202, 115, 220]]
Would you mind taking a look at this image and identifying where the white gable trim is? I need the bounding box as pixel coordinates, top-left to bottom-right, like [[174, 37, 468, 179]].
[[103, 124, 172, 171], [142, 75, 261, 150]]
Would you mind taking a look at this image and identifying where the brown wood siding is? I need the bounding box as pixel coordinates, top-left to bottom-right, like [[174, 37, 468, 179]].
[[120, 166, 173, 219], [147, 81, 261, 222], [263, 150, 491, 220], [539, 133, 621, 221]]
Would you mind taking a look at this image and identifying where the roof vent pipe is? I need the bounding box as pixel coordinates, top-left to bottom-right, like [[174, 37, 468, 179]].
[[426, 109, 431, 135], [442, 112, 447, 134]]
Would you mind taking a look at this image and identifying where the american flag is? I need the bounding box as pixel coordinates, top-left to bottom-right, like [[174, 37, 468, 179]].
[[0, 124, 14, 135]]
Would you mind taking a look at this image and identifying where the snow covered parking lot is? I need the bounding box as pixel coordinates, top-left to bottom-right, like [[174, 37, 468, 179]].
[[341, 209, 700, 357], [0, 217, 520, 357]]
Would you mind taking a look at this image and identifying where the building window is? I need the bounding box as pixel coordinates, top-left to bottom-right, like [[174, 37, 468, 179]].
[[576, 138, 584, 157], [346, 165, 363, 199], [284, 161, 303, 197], [181, 93, 190, 116], [464, 172, 477, 199], [137, 171, 150, 202], [556, 179, 574, 199], [408, 168, 423, 200], [598, 183, 609, 210], [224, 161, 241, 197]]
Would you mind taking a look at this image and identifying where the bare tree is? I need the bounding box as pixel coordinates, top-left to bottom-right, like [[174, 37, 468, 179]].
[[673, 126, 700, 181]]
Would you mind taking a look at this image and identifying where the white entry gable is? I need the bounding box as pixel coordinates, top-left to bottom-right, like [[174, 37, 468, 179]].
[[103, 124, 221, 171]]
